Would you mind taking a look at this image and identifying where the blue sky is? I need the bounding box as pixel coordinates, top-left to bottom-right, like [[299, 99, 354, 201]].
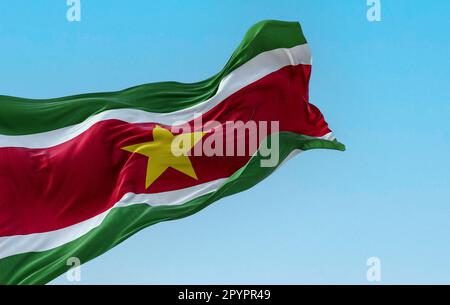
[[1, 0, 450, 284]]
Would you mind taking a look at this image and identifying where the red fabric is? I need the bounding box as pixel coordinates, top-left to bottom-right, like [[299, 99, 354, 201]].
[[0, 64, 332, 236]]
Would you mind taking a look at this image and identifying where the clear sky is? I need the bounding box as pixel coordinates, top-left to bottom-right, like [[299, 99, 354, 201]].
[[1, 0, 449, 284]]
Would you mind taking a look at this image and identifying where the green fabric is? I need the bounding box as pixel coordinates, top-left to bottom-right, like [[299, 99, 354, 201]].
[[0, 20, 306, 136], [0, 133, 344, 285]]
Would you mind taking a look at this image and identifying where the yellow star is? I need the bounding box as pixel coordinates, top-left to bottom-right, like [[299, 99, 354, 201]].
[[122, 126, 205, 189]]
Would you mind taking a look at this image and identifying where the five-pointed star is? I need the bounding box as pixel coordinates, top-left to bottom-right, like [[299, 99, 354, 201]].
[[122, 126, 205, 189]]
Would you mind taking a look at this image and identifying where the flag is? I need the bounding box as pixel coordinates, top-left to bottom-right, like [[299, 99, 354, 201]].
[[0, 20, 345, 284]]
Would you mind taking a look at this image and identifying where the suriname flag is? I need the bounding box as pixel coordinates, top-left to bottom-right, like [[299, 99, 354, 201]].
[[0, 20, 345, 284]]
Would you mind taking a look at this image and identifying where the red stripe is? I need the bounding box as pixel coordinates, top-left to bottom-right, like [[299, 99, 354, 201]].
[[0, 64, 331, 236]]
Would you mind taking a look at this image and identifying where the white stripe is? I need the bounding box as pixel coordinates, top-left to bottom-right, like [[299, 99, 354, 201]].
[[0, 44, 311, 149], [320, 132, 336, 141], [0, 179, 227, 260]]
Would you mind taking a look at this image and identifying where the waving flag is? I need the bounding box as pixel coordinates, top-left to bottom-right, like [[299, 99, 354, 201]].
[[0, 20, 344, 284]]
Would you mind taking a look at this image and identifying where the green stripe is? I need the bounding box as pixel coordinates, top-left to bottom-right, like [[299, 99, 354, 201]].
[[0, 20, 306, 136], [0, 133, 344, 285]]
